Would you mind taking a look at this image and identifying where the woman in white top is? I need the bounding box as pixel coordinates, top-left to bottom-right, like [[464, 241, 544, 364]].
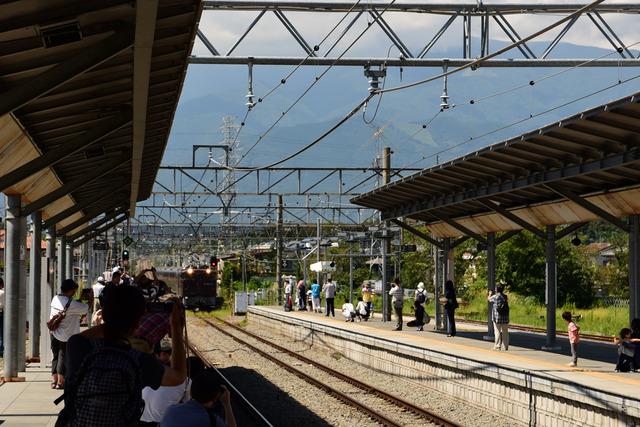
[[49, 279, 88, 389]]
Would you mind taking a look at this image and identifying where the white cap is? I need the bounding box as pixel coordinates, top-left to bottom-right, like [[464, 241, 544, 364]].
[[417, 282, 424, 289], [97, 276, 105, 283], [112, 266, 122, 274]]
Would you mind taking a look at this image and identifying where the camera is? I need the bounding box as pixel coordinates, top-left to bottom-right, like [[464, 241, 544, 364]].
[[80, 288, 93, 301], [147, 300, 174, 313]]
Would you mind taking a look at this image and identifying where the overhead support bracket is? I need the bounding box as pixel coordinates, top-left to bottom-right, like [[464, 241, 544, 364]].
[[451, 235, 470, 248], [21, 157, 128, 216], [479, 199, 545, 239], [72, 214, 129, 247], [390, 218, 442, 248], [0, 28, 133, 116], [66, 206, 128, 241], [496, 230, 521, 245], [55, 203, 127, 237], [429, 212, 487, 245], [0, 114, 131, 192], [42, 188, 126, 230], [544, 183, 629, 232], [556, 222, 588, 240]]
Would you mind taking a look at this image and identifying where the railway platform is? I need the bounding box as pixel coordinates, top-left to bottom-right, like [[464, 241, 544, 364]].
[[0, 366, 60, 426], [248, 305, 640, 427]]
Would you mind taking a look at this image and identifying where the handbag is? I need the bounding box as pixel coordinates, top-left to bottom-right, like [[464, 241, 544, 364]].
[[47, 297, 72, 332]]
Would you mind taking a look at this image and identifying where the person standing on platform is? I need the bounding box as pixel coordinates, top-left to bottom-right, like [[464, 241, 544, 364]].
[[92, 277, 105, 311], [0, 278, 4, 357], [389, 278, 404, 331], [311, 280, 321, 313], [362, 282, 373, 318], [297, 280, 306, 311], [407, 300, 426, 331], [322, 278, 336, 317], [284, 279, 293, 311], [443, 280, 458, 337], [562, 311, 580, 367], [49, 279, 89, 389], [488, 286, 509, 350]]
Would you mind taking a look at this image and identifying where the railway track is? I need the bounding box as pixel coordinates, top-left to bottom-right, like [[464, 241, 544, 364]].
[[187, 342, 274, 427], [453, 317, 614, 343], [198, 317, 460, 427]]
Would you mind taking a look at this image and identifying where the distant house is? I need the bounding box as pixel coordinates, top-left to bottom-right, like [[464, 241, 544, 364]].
[[583, 242, 617, 267]]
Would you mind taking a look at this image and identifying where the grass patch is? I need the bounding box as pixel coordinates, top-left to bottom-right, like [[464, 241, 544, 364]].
[[457, 292, 627, 337]]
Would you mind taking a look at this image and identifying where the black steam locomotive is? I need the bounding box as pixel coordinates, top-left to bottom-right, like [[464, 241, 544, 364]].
[[155, 266, 220, 310]]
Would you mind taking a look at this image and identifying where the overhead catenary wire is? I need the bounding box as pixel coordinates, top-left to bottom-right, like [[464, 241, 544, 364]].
[[401, 71, 640, 170], [238, 0, 398, 164], [376, 0, 606, 95], [398, 40, 640, 168], [201, 0, 608, 177], [226, 0, 367, 165]]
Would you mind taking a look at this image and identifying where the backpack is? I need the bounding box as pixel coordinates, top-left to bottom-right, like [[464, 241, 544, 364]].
[[416, 290, 426, 304], [56, 341, 145, 427], [495, 294, 509, 316]]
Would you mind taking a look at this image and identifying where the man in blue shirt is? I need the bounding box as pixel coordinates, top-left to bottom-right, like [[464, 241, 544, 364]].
[[161, 370, 236, 427], [311, 281, 321, 313]]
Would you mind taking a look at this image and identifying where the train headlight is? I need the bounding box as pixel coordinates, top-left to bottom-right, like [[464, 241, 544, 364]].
[[205, 267, 212, 275], [187, 266, 194, 275]]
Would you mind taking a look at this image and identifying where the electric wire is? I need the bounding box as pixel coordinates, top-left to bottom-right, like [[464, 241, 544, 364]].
[[229, 0, 365, 159], [401, 71, 640, 170], [237, 0, 398, 164], [376, 0, 605, 95], [227, 0, 607, 173]]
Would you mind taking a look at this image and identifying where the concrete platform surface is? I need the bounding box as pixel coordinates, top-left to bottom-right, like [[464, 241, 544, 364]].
[[0, 367, 60, 427], [252, 306, 640, 400]]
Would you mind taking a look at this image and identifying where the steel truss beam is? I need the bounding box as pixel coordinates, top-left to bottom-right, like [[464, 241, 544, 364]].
[[195, 1, 640, 67], [72, 214, 129, 246]]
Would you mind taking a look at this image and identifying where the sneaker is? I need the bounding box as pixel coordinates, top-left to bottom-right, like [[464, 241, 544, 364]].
[[417, 327, 423, 331], [568, 362, 577, 367]]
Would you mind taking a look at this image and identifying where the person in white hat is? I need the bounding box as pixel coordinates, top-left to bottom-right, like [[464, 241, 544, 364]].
[[415, 282, 427, 306], [92, 277, 106, 312]]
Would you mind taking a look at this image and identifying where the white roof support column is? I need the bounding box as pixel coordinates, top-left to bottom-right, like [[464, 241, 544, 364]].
[[130, 0, 159, 218]]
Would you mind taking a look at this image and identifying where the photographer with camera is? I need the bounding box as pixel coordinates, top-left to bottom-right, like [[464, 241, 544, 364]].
[[58, 285, 187, 426]]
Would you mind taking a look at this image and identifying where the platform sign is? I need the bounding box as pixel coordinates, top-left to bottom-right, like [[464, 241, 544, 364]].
[[122, 235, 134, 246]]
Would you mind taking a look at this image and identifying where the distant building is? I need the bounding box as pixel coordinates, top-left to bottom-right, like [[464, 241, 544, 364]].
[[583, 242, 616, 267]]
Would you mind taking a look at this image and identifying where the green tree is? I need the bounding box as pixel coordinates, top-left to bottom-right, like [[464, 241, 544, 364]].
[[496, 231, 595, 308]]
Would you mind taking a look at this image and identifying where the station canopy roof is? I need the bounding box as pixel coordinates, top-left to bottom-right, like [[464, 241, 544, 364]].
[[0, 0, 201, 240], [351, 92, 640, 238]]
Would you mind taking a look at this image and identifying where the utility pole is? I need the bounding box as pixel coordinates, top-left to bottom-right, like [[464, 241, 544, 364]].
[[276, 195, 283, 305], [316, 218, 321, 285], [381, 146, 392, 322]]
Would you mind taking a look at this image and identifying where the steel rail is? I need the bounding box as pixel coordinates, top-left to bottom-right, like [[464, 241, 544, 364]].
[[198, 318, 402, 427], [187, 342, 275, 427], [201, 317, 460, 427]]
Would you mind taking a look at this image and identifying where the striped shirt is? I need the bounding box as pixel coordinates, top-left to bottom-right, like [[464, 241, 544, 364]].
[[389, 286, 403, 306]]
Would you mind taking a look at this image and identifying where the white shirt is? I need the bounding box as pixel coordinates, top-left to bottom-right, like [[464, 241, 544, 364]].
[[356, 301, 368, 315], [342, 303, 355, 318], [141, 379, 190, 422], [92, 283, 105, 298], [0, 288, 5, 312], [285, 283, 292, 294], [49, 295, 88, 342]]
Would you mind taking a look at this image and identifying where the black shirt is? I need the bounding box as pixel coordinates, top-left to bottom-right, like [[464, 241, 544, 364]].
[[66, 334, 165, 390]]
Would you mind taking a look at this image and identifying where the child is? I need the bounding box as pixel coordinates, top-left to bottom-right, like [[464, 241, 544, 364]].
[[562, 311, 580, 367], [614, 328, 636, 372], [407, 300, 426, 331]]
